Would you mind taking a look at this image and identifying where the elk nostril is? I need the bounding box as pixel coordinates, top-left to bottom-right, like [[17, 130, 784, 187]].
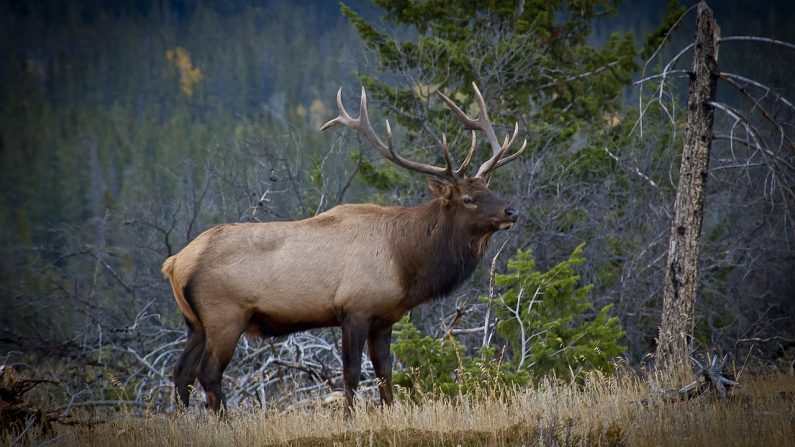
[[505, 207, 518, 219]]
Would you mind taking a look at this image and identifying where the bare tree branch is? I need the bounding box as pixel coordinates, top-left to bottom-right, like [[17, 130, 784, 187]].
[[718, 35, 795, 52]]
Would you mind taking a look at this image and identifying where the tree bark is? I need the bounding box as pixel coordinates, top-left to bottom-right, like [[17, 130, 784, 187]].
[[655, 1, 719, 377]]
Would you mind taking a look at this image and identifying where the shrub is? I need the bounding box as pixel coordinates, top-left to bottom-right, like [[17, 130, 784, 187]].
[[495, 244, 626, 381], [391, 319, 528, 399]]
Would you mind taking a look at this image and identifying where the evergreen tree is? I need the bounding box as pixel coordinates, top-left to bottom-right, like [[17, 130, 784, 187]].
[[494, 244, 625, 380], [390, 244, 624, 396], [341, 0, 637, 147], [391, 317, 529, 398]]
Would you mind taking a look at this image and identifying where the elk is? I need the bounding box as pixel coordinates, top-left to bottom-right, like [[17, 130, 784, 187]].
[[162, 82, 526, 412]]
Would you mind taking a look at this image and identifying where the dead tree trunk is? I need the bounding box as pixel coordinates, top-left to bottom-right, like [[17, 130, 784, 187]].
[[655, 1, 719, 377]]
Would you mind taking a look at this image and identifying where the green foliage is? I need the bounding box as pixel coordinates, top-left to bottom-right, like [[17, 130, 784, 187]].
[[494, 244, 625, 380], [342, 0, 637, 131], [340, 1, 639, 206], [641, 0, 687, 60], [350, 151, 407, 192], [391, 245, 625, 395], [391, 318, 528, 399]]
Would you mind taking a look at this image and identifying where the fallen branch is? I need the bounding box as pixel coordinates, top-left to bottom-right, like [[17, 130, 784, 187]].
[[55, 400, 150, 412], [1, 365, 110, 437], [638, 354, 741, 404], [271, 359, 337, 388]]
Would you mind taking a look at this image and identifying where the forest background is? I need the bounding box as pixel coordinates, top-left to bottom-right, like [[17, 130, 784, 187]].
[[1, 0, 794, 412]]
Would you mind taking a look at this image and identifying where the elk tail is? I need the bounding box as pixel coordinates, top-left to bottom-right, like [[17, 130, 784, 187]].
[[162, 255, 202, 331]]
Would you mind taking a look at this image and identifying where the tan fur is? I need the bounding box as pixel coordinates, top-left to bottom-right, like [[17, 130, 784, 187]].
[[162, 205, 415, 336], [162, 179, 516, 333], [162, 257, 198, 329]]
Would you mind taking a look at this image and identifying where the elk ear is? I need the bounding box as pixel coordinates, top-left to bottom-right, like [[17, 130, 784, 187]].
[[427, 179, 452, 200]]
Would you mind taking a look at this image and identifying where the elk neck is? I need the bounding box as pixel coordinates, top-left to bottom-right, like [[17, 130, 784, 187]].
[[390, 198, 493, 308]]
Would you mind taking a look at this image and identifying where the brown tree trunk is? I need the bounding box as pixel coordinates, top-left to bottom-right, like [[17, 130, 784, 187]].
[[655, 1, 719, 378]]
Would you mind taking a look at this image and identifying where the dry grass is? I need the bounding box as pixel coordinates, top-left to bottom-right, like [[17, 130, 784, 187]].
[[6, 373, 794, 446]]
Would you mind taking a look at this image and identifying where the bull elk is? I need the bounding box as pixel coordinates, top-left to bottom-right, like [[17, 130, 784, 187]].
[[162, 82, 526, 412]]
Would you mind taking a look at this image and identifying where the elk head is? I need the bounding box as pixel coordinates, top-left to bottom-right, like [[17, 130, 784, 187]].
[[321, 82, 525, 230], [426, 177, 519, 233]]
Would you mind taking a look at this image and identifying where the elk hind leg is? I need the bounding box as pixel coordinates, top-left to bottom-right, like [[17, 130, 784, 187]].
[[173, 323, 206, 408], [197, 318, 245, 413]]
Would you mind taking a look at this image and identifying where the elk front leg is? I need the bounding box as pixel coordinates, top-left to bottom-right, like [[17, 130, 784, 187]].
[[367, 324, 394, 406], [341, 317, 370, 414]]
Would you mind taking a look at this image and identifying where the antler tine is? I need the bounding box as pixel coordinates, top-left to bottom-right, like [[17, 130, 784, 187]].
[[438, 82, 524, 179], [358, 86, 371, 127], [475, 121, 521, 177], [320, 87, 391, 160], [437, 91, 476, 128], [491, 138, 527, 171], [454, 130, 477, 177], [437, 85, 499, 150], [320, 87, 351, 131], [441, 134, 456, 180], [468, 82, 503, 162], [321, 86, 455, 181]]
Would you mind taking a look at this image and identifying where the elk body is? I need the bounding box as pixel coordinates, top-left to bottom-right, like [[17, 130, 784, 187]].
[[162, 83, 526, 412]]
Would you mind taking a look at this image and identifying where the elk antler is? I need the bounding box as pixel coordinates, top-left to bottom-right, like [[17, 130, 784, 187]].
[[321, 87, 477, 183], [437, 82, 527, 179]]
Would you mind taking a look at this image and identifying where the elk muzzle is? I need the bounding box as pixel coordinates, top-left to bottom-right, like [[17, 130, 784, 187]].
[[496, 207, 518, 230]]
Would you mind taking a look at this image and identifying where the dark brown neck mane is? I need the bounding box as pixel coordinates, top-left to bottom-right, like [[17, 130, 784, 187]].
[[390, 199, 493, 308]]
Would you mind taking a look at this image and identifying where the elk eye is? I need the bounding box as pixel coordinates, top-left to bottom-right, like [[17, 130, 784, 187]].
[[462, 195, 474, 204]]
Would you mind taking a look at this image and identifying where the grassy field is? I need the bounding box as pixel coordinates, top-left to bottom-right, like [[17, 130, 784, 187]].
[[5, 373, 794, 446]]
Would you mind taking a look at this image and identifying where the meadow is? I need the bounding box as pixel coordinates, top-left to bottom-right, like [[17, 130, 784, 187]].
[[5, 372, 793, 446]]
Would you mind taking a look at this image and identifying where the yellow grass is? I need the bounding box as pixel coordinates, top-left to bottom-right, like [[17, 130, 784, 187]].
[[7, 373, 794, 446]]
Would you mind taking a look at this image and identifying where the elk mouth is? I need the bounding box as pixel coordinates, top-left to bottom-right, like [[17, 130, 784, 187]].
[[493, 217, 518, 231], [497, 221, 514, 230]]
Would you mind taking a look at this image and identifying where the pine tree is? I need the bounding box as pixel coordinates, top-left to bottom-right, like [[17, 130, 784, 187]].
[[341, 0, 637, 144], [495, 244, 625, 380]]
